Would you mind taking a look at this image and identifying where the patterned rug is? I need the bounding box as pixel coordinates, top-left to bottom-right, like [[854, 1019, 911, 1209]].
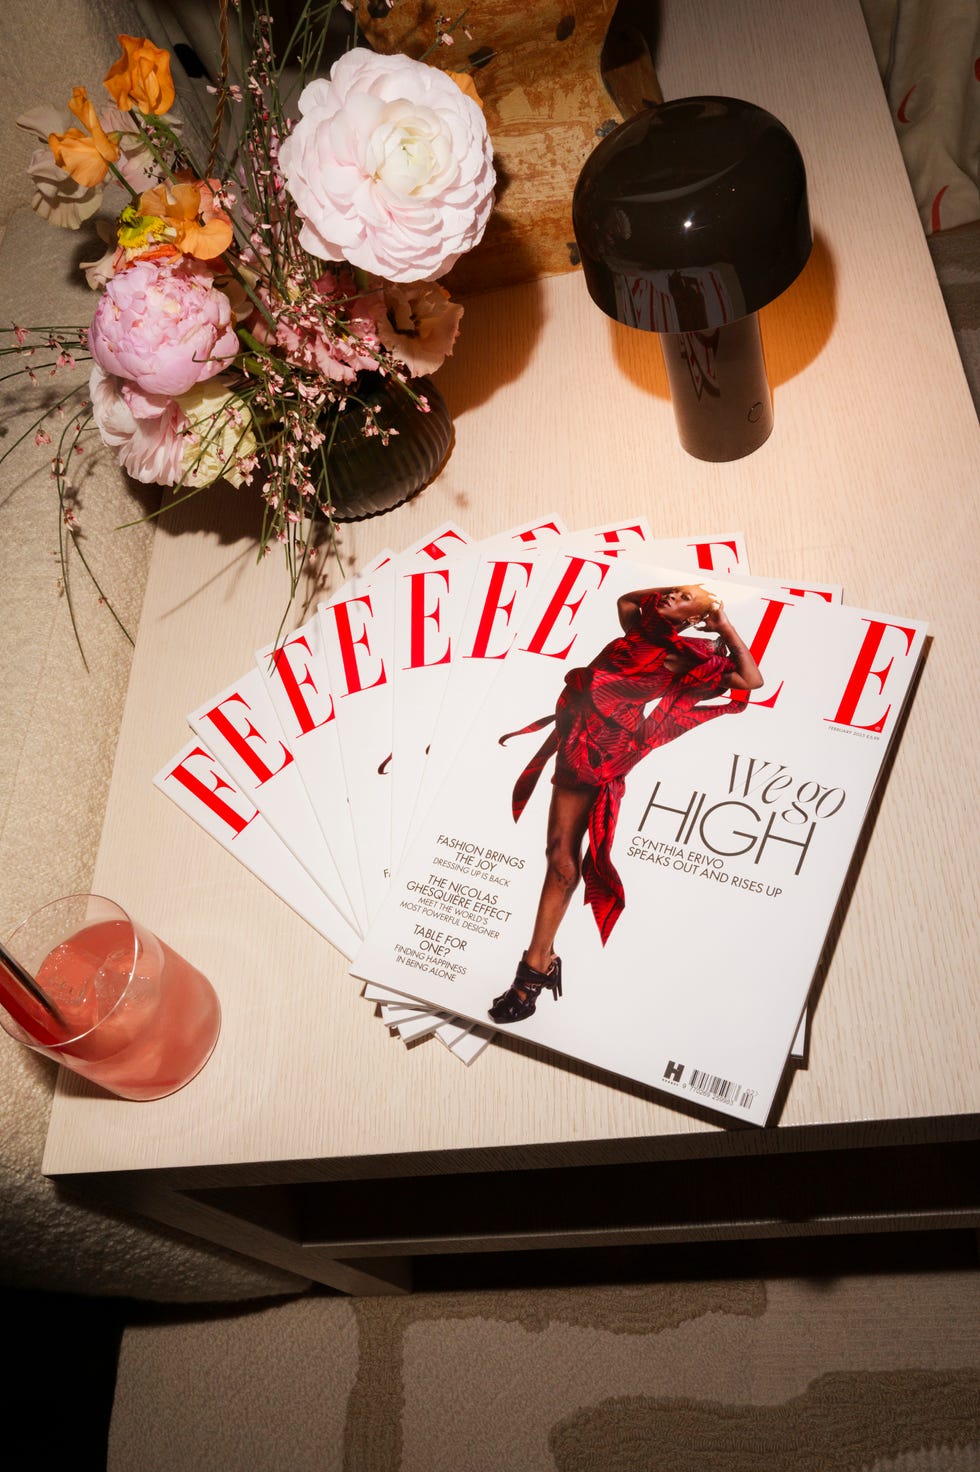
[[109, 1237, 980, 1470]]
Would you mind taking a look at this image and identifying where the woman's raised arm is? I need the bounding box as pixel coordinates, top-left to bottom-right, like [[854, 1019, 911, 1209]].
[[699, 604, 764, 691], [617, 588, 669, 631]]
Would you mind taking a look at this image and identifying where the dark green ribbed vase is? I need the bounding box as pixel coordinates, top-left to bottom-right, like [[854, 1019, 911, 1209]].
[[322, 373, 453, 522]]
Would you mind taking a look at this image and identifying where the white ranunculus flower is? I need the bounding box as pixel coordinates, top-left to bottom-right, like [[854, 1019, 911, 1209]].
[[278, 49, 495, 283]]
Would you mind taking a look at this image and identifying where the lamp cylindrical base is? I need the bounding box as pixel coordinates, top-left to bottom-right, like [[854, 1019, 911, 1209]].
[[659, 313, 773, 462]]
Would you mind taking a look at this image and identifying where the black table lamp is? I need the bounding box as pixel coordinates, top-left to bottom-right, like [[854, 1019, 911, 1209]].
[[572, 96, 812, 461]]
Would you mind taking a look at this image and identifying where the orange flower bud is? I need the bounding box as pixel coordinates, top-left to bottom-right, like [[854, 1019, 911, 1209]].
[[103, 35, 175, 115], [446, 71, 484, 112]]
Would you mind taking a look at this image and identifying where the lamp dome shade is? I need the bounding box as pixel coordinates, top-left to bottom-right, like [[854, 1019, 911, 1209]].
[[572, 96, 812, 333]]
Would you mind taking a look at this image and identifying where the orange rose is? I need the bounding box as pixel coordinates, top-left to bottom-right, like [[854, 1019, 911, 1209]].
[[48, 87, 119, 188], [103, 35, 175, 115]]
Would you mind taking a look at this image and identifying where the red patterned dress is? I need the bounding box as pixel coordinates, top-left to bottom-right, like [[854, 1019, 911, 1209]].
[[504, 593, 746, 943]]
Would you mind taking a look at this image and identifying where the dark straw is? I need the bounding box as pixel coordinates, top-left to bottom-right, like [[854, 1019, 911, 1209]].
[[0, 938, 67, 1032]]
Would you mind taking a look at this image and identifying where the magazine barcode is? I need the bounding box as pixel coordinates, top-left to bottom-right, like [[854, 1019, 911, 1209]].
[[689, 1069, 757, 1110]]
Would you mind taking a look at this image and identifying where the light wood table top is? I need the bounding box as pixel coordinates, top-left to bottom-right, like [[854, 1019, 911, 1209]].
[[45, 0, 978, 1211]]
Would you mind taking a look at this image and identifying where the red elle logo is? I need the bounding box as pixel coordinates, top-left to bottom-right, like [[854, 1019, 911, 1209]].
[[465, 559, 535, 661], [325, 594, 386, 695], [201, 691, 293, 784], [166, 747, 257, 837], [827, 619, 918, 733], [521, 556, 610, 660], [404, 567, 451, 669], [269, 634, 335, 734]]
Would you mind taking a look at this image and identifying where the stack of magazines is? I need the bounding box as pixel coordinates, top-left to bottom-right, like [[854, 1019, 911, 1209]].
[[156, 516, 926, 1123]]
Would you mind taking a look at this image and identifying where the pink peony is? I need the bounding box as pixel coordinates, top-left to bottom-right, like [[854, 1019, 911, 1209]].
[[88, 258, 239, 396], [89, 363, 187, 483], [278, 50, 495, 283]]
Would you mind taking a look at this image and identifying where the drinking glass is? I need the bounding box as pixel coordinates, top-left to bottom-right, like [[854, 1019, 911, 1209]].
[[0, 894, 220, 1100]]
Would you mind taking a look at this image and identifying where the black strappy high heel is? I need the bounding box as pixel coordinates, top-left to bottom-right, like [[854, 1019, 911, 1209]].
[[489, 953, 563, 1024]]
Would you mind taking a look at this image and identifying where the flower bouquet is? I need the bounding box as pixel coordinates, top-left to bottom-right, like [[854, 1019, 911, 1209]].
[[3, 2, 495, 646]]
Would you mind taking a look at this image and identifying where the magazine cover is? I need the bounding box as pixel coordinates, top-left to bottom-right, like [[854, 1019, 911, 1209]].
[[318, 522, 472, 920], [155, 740, 361, 959], [389, 518, 569, 869], [351, 552, 927, 1124], [408, 527, 751, 861], [154, 741, 491, 1062], [254, 547, 395, 936], [187, 665, 360, 934]]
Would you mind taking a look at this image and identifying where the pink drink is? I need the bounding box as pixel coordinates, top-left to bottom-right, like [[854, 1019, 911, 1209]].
[[4, 903, 220, 1100]]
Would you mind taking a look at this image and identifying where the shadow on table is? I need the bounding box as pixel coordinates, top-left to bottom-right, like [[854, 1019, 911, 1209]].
[[437, 271, 549, 420]]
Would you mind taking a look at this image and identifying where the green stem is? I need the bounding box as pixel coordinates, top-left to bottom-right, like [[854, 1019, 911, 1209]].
[[103, 155, 140, 201], [0, 357, 90, 385], [418, 7, 473, 63]]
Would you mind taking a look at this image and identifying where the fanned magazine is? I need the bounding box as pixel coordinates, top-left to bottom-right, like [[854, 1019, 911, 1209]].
[[155, 519, 922, 1109], [349, 547, 926, 1121]]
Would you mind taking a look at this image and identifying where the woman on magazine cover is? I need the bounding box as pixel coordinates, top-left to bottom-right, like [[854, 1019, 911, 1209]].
[[489, 585, 764, 1024]]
